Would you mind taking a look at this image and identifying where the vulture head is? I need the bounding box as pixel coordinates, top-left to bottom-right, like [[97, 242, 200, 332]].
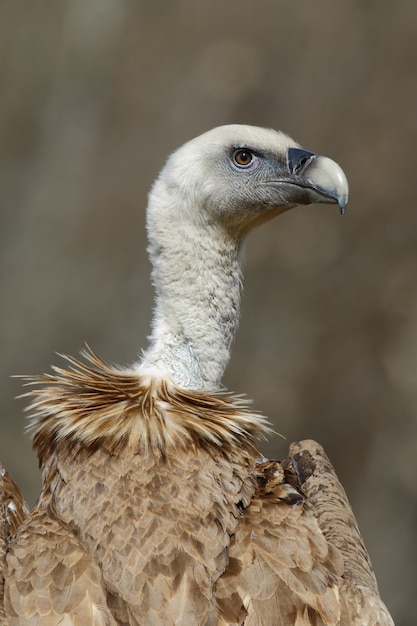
[[148, 124, 347, 244], [141, 125, 348, 390]]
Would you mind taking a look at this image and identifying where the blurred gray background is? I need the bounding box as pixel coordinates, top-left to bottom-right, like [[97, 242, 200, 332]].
[[0, 1, 416, 623]]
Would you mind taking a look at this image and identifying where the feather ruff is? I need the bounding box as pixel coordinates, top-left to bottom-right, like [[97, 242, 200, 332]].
[[20, 348, 272, 461]]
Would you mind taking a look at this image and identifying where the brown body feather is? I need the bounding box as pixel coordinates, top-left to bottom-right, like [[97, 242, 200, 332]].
[[3, 353, 393, 625]]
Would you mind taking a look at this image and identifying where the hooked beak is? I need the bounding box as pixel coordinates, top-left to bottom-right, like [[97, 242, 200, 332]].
[[285, 147, 349, 214], [266, 147, 349, 215]]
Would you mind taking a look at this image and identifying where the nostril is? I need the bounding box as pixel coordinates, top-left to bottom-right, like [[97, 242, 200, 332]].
[[294, 156, 310, 173], [287, 148, 316, 176]]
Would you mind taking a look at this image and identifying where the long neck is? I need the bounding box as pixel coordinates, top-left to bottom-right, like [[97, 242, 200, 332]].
[[139, 217, 243, 390]]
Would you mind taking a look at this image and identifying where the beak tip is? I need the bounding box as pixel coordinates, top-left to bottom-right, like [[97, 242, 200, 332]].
[[339, 200, 347, 215], [304, 154, 349, 214]]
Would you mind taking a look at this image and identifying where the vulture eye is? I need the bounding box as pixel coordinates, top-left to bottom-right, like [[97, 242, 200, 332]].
[[233, 149, 254, 168]]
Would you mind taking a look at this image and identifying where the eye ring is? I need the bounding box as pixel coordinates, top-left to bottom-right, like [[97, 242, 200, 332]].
[[233, 149, 254, 168]]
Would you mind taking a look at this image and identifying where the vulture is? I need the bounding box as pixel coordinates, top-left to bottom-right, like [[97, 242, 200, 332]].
[[0, 125, 393, 625]]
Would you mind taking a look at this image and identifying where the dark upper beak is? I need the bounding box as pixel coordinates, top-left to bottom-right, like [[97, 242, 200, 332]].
[[286, 147, 348, 214]]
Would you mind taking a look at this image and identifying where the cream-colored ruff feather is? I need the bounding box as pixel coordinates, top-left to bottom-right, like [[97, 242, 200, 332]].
[[1, 125, 393, 625], [23, 347, 271, 459]]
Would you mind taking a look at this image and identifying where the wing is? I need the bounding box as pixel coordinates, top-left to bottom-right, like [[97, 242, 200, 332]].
[[216, 439, 393, 625], [0, 465, 29, 625], [216, 456, 343, 625], [4, 508, 120, 625], [285, 439, 394, 626]]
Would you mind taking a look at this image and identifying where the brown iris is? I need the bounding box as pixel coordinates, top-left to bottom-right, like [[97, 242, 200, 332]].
[[234, 149, 253, 167]]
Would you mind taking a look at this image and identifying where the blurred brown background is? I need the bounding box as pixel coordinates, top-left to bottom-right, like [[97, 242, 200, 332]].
[[0, 1, 416, 622]]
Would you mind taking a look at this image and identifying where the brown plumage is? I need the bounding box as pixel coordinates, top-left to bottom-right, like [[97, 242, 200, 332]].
[[0, 467, 29, 625], [1, 125, 393, 624]]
